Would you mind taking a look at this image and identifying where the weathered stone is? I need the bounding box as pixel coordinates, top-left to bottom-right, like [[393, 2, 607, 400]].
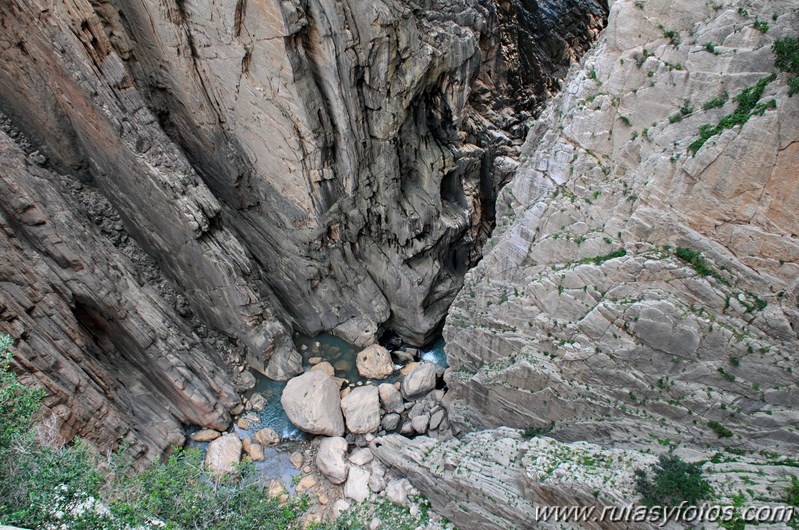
[[378, 383, 404, 414], [401, 363, 437, 400], [344, 466, 371, 503], [246, 442, 265, 462], [281, 371, 344, 436], [381, 414, 401, 431], [412, 414, 430, 434], [349, 447, 374, 466], [355, 345, 394, 380], [190, 429, 221, 442], [386, 478, 413, 507], [205, 434, 242, 474], [316, 437, 350, 485], [289, 452, 304, 470], [254, 428, 280, 447], [249, 393, 267, 413], [310, 361, 335, 377], [341, 386, 381, 434]]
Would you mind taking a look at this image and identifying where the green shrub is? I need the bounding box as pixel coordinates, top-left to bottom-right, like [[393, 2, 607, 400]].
[[635, 455, 713, 507], [523, 422, 555, 438], [708, 420, 733, 438], [0, 335, 45, 447], [0, 334, 306, 529], [773, 37, 799, 96], [688, 75, 777, 154]]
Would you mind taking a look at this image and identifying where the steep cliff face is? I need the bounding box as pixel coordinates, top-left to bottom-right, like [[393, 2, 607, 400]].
[[0, 0, 606, 459], [444, 0, 799, 453], [0, 126, 240, 465]]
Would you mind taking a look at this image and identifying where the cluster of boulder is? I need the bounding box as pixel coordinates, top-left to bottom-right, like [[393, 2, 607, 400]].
[[315, 437, 418, 509], [280, 343, 451, 442], [190, 393, 281, 473]]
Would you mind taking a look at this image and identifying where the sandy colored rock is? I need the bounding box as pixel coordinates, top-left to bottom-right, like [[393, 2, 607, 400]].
[[289, 451, 304, 469], [310, 361, 335, 377], [254, 427, 280, 447], [205, 434, 242, 474], [189, 429, 221, 442], [281, 371, 344, 436], [355, 345, 395, 380], [341, 386, 381, 434]]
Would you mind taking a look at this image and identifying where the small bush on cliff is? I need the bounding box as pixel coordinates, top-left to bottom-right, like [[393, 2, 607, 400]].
[[635, 454, 713, 507], [773, 36, 799, 96], [0, 334, 306, 529]]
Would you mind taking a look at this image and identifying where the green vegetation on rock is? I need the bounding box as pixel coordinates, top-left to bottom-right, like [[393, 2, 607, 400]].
[[688, 75, 777, 155], [634, 454, 713, 507], [773, 36, 799, 96]]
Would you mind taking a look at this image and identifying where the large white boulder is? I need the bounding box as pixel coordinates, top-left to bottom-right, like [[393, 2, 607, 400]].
[[355, 344, 394, 379], [400, 362, 437, 400], [281, 371, 345, 436], [340, 385, 381, 434], [316, 436, 350, 485]]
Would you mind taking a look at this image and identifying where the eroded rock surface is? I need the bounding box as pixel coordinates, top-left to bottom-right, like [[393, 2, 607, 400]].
[[444, 0, 799, 453]]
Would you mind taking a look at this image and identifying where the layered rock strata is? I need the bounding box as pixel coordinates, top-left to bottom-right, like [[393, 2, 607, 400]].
[[443, 0, 799, 453]]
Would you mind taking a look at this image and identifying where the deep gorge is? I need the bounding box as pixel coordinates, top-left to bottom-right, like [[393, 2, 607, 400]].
[[3, 0, 799, 528]]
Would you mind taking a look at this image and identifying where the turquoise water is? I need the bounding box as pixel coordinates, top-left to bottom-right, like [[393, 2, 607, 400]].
[[420, 337, 448, 368]]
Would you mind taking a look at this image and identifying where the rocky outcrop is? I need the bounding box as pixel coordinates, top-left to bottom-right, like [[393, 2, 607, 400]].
[[444, 0, 799, 453], [373, 428, 654, 530], [373, 428, 799, 530], [0, 128, 239, 465], [0, 0, 606, 461]]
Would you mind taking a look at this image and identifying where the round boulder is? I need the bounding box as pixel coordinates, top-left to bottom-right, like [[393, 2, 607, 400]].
[[316, 436, 350, 485], [355, 344, 394, 380], [205, 433, 242, 474], [400, 362, 437, 400], [281, 371, 345, 436]]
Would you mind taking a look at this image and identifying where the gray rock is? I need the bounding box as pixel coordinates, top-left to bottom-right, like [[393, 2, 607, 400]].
[[341, 385, 381, 434], [349, 447, 374, 466], [411, 414, 430, 434], [378, 383, 404, 414], [381, 413, 401, 431], [317, 436, 350, 485], [401, 362, 438, 400], [344, 466, 371, 502], [385, 478, 413, 507], [281, 371, 344, 436], [429, 409, 446, 430]]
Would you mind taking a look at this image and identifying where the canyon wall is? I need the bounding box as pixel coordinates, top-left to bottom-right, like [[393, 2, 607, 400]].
[[443, 0, 799, 454], [0, 0, 605, 460]]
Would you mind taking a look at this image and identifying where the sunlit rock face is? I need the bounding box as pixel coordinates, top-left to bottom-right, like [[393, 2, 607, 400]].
[[444, 0, 799, 455]]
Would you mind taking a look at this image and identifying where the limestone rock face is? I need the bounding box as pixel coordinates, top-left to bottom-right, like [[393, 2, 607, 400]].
[[444, 0, 799, 454], [355, 345, 394, 380], [373, 428, 654, 530], [0, 0, 606, 461], [0, 130, 239, 465], [340, 386, 381, 434], [281, 371, 345, 436], [206, 434, 242, 474]]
